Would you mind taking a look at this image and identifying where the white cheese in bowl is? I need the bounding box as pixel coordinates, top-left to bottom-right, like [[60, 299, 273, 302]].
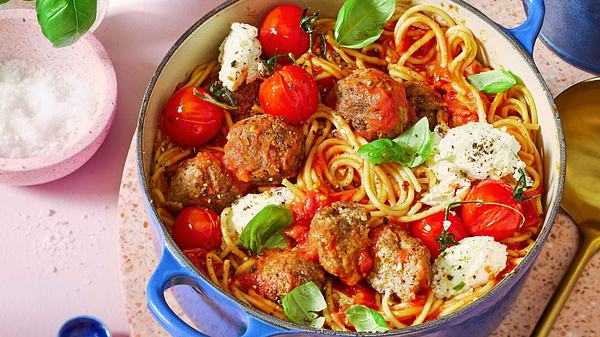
[[432, 236, 508, 299], [227, 187, 294, 234], [0, 59, 94, 159], [218, 23, 263, 91], [422, 122, 527, 206]]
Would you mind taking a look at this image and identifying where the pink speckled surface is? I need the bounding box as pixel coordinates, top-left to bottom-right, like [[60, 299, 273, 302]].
[[0, 8, 117, 186], [117, 1, 599, 336]]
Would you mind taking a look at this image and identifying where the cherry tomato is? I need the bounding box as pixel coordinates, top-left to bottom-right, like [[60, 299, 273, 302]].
[[410, 211, 468, 258], [162, 87, 224, 147], [259, 65, 319, 123], [461, 180, 523, 241], [258, 4, 310, 59], [172, 207, 222, 251]]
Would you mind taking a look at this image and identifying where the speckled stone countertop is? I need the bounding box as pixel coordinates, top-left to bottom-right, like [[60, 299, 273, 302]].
[[117, 0, 599, 336]]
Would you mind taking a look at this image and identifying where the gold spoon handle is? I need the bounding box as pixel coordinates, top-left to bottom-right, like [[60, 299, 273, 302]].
[[530, 226, 600, 337]]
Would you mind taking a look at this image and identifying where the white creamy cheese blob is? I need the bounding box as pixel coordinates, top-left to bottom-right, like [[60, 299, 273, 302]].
[[218, 23, 263, 91], [228, 187, 294, 234], [422, 122, 526, 206], [432, 236, 508, 299]]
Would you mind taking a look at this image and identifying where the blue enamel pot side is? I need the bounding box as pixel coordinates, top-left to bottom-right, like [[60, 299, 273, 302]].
[[138, 0, 563, 336], [534, 0, 600, 73]]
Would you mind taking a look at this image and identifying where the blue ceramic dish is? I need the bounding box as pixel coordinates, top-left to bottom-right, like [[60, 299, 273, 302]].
[[536, 0, 600, 73], [137, 0, 565, 336]]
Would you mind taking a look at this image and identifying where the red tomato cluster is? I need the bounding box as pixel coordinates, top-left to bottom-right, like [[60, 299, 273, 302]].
[[410, 180, 542, 259], [163, 4, 319, 149]]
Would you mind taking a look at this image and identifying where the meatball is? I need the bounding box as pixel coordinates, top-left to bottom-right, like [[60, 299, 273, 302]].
[[253, 249, 326, 301], [223, 114, 304, 185], [405, 81, 442, 129], [166, 151, 241, 212], [334, 68, 412, 141], [367, 225, 431, 302], [230, 81, 261, 122], [308, 202, 371, 286]]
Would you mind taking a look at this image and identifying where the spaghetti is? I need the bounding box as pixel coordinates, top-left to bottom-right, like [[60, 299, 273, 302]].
[[149, 3, 544, 331]]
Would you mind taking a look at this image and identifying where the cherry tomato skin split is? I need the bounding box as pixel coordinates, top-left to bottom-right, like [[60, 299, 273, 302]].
[[462, 180, 523, 241], [172, 207, 223, 251], [258, 4, 311, 58], [410, 211, 469, 258], [259, 65, 319, 123], [162, 87, 224, 147]]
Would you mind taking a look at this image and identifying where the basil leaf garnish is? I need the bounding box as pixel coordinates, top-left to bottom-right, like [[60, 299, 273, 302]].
[[334, 0, 396, 49], [393, 117, 434, 167], [263, 233, 289, 249], [357, 117, 434, 167], [345, 304, 389, 332], [239, 204, 293, 255], [357, 138, 409, 165], [282, 281, 327, 328], [467, 69, 517, 94], [36, 0, 97, 47]]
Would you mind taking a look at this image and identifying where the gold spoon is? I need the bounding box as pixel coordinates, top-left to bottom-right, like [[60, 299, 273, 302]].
[[531, 77, 600, 336]]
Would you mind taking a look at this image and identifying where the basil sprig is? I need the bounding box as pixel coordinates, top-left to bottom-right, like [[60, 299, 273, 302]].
[[36, 0, 97, 47], [345, 305, 389, 332], [357, 117, 434, 167], [282, 282, 327, 328], [334, 0, 396, 49], [239, 204, 292, 255], [468, 69, 517, 94]]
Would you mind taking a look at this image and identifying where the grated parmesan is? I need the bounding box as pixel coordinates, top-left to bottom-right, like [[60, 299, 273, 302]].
[[0, 59, 95, 159]]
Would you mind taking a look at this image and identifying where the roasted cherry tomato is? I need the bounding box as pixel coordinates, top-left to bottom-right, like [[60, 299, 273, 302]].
[[162, 87, 224, 147], [410, 211, 468, 258], [259, 65, 319, 123], [461, 180, 523, 241], [172, 207, 222, 251], [258, 4, 310, 59]]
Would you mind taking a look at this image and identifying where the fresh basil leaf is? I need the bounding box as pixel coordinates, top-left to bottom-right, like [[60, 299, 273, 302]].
[[0, 0, 10, 4], [357, 138, 408, 165], [263, 233, 289, 249], [467, 69, 517, 94], [345, 305, 389, 332], [334, 0, 396, 49], [393, 117, 434, 167], [36, 0, 97, 47], [239, 204, 293, 255], [357, 117, 433, 167], [282, 281, 327, 328]]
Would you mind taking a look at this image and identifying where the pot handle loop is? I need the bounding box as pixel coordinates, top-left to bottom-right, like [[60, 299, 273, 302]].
[[147, 247, 209, 337], [147, 247, 286, 337], [504, 0, 545, 54]]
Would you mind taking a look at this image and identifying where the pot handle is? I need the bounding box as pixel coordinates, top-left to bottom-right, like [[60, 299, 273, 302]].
[[503, 0, 545, 54], [147, 247, 286, 337]]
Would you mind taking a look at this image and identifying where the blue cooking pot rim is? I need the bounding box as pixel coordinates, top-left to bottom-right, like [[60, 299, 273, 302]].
[[136, 0, 566, 335]]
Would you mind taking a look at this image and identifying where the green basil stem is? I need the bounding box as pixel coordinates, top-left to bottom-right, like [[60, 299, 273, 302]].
[[300, 8, 326, 57], [260, 53, 295, 78], [192, 88, 236, 110]]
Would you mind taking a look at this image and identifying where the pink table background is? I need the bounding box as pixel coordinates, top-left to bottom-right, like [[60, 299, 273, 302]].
[[0, 1, 226, 336], [0, 1, 597, 337]]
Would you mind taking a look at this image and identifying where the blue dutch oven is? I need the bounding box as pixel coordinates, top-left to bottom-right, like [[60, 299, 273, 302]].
[[137, 0, 565, 336], [535, 0, 600, 73]]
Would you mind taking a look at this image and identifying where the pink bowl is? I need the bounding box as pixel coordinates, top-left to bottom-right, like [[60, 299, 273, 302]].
[[0, 8, 117, 186]]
